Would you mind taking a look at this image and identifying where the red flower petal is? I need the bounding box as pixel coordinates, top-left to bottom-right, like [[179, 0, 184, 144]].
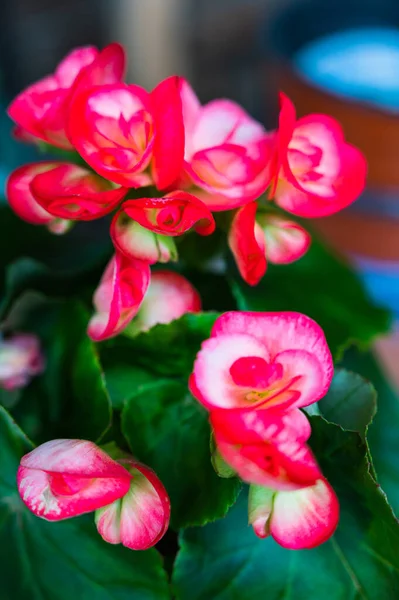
[[116, 191, 215, 237], [228, 202, 267, 286], [88, 252, 150, 341], [150, 76, 185, 190], [31, 163, 127, 220]]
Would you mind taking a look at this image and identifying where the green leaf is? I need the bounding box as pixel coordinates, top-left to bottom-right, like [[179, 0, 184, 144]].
[[173, 417, 399, 600], [318, 368, 377, 440], [0, 206, 112, 280], [340, 349, 399, 516], [10, 299, 112, 444], [0, 257, 104, 320], [102, 312, 218, 378], [122, 379, 241, 529], [0, 406, 171, 600], [228, 235, 391, 360], [103, 364, 155, 410]]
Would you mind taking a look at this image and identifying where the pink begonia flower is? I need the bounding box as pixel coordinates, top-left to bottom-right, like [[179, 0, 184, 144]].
[[228, 203, 310, 285], [248, 479, 339, 549], [179, 79, 274, 211], [111, 220, 178, 265], [30, 163, 127, 221], [88, 252, 150, 342], [210, 407, 321, 490], [228, 202, 267, 286], [190, 311, 333, 412], [260, 214, 311, 264], [6, 163, 70, 234], [111, 191, 215, 261], [95, 459, 170, 550], [271, 93, 367, 218], [127, 270, 201, 334], [0, 334, 44, 390], [68, 76, 184, 189], [8, 44, 125, 150], [17, 439, 132, 520]]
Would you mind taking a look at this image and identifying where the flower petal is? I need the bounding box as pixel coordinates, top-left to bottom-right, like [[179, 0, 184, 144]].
[[151, 76, 185, 190], [31, 163, 127, 220], [228, 202, 267, 286], [117, 191, 215, 236], [68, 83, 154, 187], [17, 439, 132, 521], [211, 312, 333, 381], [262, 215, 310, 264], [111, 217, 178, 264], [95, 460, 170, 551], [270, 478, 339, 549], [129, 270, 201, 333], [88, 252, 150, 341], [192, 333, 270, 410], [211, 408, 321, 490]]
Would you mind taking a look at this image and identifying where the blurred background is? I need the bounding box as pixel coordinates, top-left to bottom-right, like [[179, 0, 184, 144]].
[[0, 0, 398, 384]]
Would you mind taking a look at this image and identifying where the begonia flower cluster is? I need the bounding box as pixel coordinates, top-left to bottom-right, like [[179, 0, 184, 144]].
[[190, 311, 339, 549], [8, 43, 363, 553], [6, 43, 366, 341], [17, 439, 170, 551]]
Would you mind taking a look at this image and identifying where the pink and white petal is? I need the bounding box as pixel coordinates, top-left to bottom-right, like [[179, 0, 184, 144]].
[[264, 216, 310, 264], [294, 115, 345, 152], [191, 100, 249, 151], [280, 407, 312, 442], [134, 270, 201, 332], [271, 478, 339, 549], [180, 79, 201, 158], [71, 43, 126, 96], [193, 334, 270, 409], [17, 465, 131, 521], [228, 202, 267, 286], [31, 163, 127, 220], [88, 253, 150, 342], [151, 76, 185, 190], [212, 412, 321, 491], [96, 460, 170, 550], [120, 192, 215, 237], [121, 461, 170, 549], [210, 407, 311, 446], [17, 439, 132, 520], [55, 46, 98, 87], [7, 76, 60, 141], [211, 312, 332, 371], [275, 349, 332, 408], [95, 500, 122, 544], [6, 163, 60, 225], [20, 439, 131, 478], [111, 217, 161, 264]]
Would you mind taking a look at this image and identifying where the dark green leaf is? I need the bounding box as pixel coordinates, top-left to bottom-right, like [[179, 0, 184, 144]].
[[318, 368, 377, 440], [10, 299, 112, 444], [0, 406, 171, 600], [228, 235, 391, 360], [104, 364, 155, 410], [0, 257, 104, 320], [340, 349, 399, 516], [0, 206, 112, 279], [122, 379, 241, 529], [102, 312, 218, 378], [178, 270, 237, 313], [173, 417, 399, 600]]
